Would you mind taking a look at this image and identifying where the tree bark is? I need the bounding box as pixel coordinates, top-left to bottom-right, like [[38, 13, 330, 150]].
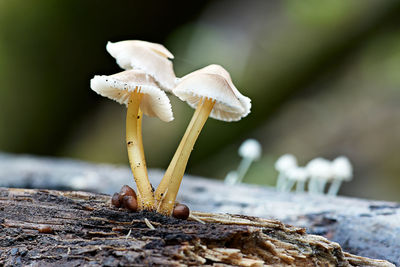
[[0, 187, 393, 266]]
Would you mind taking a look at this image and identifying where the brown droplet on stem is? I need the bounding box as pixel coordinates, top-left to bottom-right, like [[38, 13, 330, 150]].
[[119, 185, 137, 200], [172, 204, 190, 220], [38, 226, 54, 234], [123, 196, 138, 212], [111, 192, 121, 208]]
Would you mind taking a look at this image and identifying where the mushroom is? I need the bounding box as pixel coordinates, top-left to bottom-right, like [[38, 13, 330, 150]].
[[119, 184, 137, 201], [106, 40, 176, 91], [236, 139, 262, 183], [155, 64, 251, 215], [275, 154, 297, 192], [111, 193, 122, 208], [283, 166, 309, 193], [172, 203, 190, 220], [224, 139, 262, 185], [306, 157, 332, 194], [224, 171, 239, 185], [122, 196, 138, 212], [90, 69, 173, 210], [327, 156, 353, 196]]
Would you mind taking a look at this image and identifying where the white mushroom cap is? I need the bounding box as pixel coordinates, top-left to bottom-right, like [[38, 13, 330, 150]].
[[238, 139, 262, 160], [306, 157, 332, 181], [106, 40, 176, 92], [286, 167, 309, 182], [275, 154, 297, 172], [332, 156, 353, 181], [173, 64, 251, 122], [90, 70, 173, 122]]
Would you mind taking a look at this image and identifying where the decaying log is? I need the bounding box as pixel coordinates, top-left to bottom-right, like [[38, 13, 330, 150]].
[[1, 152, 399, 265], [0, 188, 393, 266]]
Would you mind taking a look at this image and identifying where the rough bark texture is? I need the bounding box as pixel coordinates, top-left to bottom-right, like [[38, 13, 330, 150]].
[[0, 188, 394, 266], [1, 152, 399, 265]]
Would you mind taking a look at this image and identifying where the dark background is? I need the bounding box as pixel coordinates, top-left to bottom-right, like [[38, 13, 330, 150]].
[[1, 0, 399, 201]]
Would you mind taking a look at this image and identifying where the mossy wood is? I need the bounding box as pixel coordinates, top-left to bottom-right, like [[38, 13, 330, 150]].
[[0, 188, 393, 266]]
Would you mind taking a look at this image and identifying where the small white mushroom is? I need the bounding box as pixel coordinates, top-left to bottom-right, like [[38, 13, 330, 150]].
[[274, 154, 297, 192], [172, 64, 251, 121], [224, 139, 262, 185], [91, 70, 174, 121], [327, 156, 353, 196], [90, 70, 173, 210], [106, 40, 176, 91], [236, 139, 262, 183], [224, 170, 239, 185], [306, 157, 332, 194], [283, 167, 309, 193], [155, 64, 251, 215]]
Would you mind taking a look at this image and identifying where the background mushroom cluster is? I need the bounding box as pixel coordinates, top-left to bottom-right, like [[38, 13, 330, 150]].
[[274, 154, 353, 195]]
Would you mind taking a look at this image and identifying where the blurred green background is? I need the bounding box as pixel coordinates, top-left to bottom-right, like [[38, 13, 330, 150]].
[[1, 0, 399, 201]]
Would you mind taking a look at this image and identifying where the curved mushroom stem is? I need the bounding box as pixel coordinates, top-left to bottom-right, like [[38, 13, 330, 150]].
[[126, 88, 154, 210], [296, 180, 305, 193], [327, 179, 342, 196], [236, 157, 254, 184], [155, 97, 215, 215], [154, 100, 203, 210], [276, 173, 287, 192]]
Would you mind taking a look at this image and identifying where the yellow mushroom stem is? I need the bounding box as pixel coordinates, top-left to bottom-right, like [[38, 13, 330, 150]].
[[126, 88, 155, 210], [156, 97, 215, 215]]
